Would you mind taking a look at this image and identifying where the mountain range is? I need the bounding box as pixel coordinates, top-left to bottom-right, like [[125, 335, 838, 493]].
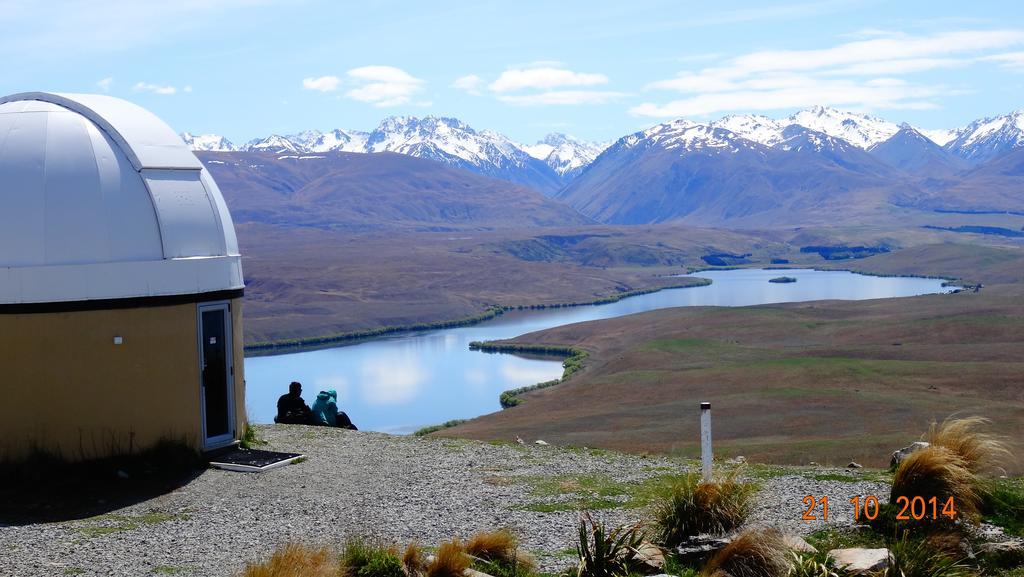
[[185, 106, 1024, 227], [183, 118, 606, 194]]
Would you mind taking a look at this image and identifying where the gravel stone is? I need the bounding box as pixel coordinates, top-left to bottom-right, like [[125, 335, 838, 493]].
[[0, 425, 889, 577]]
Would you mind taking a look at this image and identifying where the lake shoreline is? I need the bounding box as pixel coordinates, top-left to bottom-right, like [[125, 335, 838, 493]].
[[244, 278, 710, 356]]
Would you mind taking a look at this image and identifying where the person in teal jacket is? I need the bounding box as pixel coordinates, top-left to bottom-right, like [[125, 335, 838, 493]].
[[310, 389, 339, 426], [309, 390, 359, 429]]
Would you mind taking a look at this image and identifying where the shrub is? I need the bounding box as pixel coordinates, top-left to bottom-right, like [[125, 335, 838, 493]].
[[242, 543, 338, 577], [651, 470, 757, 547], [884, 531, 975, 577], [572, 512, 646, 577], [426, 539, 471, 577], [340, 538, 404, 577], [700, 528, 790, 577]]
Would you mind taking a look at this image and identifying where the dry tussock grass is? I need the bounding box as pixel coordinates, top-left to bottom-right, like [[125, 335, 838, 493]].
[[242, 543, 338, 577], [893, 445, 981, 521], [652, 470, 757, 546], [464, 529, 534, 570], [403, 543, 425, 576], [925, 416, 1011, 474], [700, 528, 791, 577], [426, 539, 470, 577]]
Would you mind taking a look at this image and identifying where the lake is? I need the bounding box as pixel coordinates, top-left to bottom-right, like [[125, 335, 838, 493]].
[[244, 268, 951, 433]]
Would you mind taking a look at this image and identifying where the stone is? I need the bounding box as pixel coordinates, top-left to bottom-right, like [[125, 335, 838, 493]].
[[809, 461, 820, 466], [674, 536, 731, 565], [978, 541, 1024, 566], [534, 440, 549, 446], [827, 548, 890, 575], [890, 441, 930, 469], [783, 534, 817, 553], [634, 542, 666, 571], [726, 456, 746, 464], [847, 461, 863, 469]]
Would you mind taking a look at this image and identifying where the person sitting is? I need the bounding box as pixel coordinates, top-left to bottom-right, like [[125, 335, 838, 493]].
[[310, 389, 340, 426], [275, 381, 312, 424], [310, 389, 358, 430]]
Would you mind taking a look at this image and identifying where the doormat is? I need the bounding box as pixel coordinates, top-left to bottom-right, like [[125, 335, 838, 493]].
[[207, 447, 304, 473]]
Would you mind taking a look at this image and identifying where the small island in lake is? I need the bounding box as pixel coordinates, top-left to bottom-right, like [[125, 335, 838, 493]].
[[769, 276, 798, 283]]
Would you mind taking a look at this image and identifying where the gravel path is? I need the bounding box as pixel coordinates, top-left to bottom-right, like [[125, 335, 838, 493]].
[[0, 426, 890, 577]]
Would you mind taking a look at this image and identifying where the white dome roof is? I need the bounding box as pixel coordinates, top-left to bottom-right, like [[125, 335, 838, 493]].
[[0, 92, 243, 305]]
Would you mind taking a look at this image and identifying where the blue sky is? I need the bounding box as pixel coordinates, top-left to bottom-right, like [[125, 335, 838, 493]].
[[3, 0, 1024, 144]]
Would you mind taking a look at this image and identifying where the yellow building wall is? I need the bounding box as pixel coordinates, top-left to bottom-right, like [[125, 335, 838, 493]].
[[0, 298, 246, 461]]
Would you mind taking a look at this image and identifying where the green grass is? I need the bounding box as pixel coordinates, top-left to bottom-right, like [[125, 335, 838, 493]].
[[75, 511, 189, 537], [984, 477, 1024, 536], [414, 419, 469, 436], [514, 472, 701, 512], [239, 421, 266, 449], [806, 527, 886, 551]]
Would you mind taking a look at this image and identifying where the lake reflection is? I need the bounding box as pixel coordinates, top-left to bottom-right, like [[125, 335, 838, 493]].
[[245, 268, 951, 433]]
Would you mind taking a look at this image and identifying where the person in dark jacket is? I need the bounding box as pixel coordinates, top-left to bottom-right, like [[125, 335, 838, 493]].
[[275, 381, 312, 424]]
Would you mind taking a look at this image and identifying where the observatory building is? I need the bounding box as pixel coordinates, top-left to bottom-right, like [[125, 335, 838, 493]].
[[0, 92, 245, 460]]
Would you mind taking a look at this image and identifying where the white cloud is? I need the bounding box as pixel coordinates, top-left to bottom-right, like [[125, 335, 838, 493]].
[[344, 65, 424, 107], [452, 74, 484, 95], [634, 29, 1024, 117], [183, 85, 193, 93], [498, 90, 628, 106], [96, 77, 113, 92], [490, 66, 608, 92], [132, 82, 177, 95], [983, 51, 1024, 70], [302, 75, 342, 92]]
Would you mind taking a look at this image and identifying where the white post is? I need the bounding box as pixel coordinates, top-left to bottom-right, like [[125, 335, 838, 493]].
[[700, 402, 712, 482]]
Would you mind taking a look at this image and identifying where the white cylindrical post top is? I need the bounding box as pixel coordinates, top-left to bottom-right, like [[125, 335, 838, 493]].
[[700, 402, 712, 482]]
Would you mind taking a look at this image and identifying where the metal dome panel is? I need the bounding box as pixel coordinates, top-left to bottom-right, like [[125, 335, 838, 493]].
[[0, 92, 242, 305]]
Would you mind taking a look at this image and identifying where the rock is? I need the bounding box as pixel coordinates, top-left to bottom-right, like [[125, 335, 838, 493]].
[[633, 542, 666, 571], [674, 536, 731, 565], [890, 441, 929, 469], [515, 436, 524, 445], [726, 456, 746, 464], [783, 534, 817, 553], [978, 541, 1024, 566], [535, 440, 549, 446], [809, 461, 820, 466], [828, 548, 890, 575], [847, 461, 863, 469]]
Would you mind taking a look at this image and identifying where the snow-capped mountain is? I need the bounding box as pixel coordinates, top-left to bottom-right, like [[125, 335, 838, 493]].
[[288, 129, 369, 153], [244, 134, 305, 154], [362, 116, 563, 193], [521, 134, 609, 179], [706, 106, 900, 149], [625, 119, 766, 154], [944, 110, 1024, 164], [787, 106, 900, 149], [180, 132, 237, 152]]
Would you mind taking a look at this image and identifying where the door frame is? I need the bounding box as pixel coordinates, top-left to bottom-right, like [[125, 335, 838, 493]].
[[197, 300, 236, 451]]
